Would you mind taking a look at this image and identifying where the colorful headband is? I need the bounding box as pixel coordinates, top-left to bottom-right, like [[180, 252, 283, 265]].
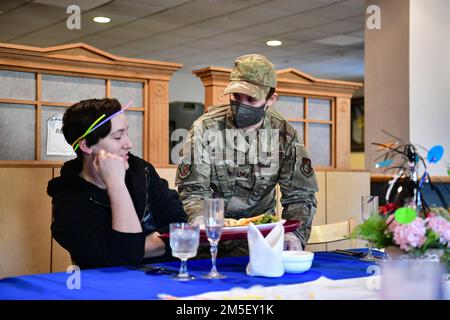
[[71, 100, 133, 151]]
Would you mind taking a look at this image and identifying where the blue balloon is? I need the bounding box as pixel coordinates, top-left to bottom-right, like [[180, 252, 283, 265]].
[[375, 159, 393, 168], [427, 145, 444, 163]]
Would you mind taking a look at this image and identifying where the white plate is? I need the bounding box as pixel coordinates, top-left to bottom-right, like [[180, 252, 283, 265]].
[[201, 219, 286, 234]]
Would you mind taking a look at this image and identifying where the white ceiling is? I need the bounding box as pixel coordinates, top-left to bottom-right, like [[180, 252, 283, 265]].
[[0, 0, 365, 81]]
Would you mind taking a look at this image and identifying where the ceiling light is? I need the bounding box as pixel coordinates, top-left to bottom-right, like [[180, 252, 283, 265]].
[[93, 16, 111, 23], [266, 40, 282, 47], [314, 35, 363, 46]]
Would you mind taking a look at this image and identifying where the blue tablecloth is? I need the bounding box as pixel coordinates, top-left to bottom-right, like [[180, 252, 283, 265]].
[[0, 250, 381, 300]]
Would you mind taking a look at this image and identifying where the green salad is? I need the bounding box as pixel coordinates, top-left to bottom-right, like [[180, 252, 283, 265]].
[[253, 214, 280, 225]]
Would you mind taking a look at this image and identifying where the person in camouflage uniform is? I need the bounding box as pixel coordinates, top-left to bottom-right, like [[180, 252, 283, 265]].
[[175, 54, 318, 256]]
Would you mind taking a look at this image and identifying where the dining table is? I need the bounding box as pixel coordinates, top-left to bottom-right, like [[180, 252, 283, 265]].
[[0, 249, 386, 300]]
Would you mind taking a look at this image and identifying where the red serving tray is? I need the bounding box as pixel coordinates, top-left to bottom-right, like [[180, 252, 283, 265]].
[[159, 220, 301, 243]]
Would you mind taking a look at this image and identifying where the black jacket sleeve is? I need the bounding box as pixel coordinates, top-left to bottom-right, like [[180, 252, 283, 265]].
[[145, 164, 188, 255], [51, 192, 146, 269], [147, 164, 188, 231]]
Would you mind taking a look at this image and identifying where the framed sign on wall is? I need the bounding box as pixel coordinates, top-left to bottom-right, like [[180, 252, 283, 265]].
[[351, 97, 364, 152]]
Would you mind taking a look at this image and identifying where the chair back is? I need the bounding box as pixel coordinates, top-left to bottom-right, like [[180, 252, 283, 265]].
[[307, 218, 356, 246]]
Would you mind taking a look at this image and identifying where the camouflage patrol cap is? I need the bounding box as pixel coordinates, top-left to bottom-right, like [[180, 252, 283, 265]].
[[224, 54, 277, 100]]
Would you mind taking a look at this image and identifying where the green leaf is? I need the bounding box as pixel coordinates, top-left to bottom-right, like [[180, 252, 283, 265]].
[[352, 214, 393, 248], [421, 230, 442, 252]]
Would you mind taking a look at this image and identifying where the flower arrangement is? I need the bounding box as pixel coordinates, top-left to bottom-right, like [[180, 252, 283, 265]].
[[353, 134, 450, 265], [353, 207, 450, 264]]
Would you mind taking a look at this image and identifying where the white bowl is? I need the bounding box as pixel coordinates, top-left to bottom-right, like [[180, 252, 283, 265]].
[[282, 251, 314, 274]]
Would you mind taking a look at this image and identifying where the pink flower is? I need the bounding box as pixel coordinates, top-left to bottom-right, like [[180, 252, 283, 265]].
[[427, 216, 450, 247], [392, 217, 427, 251]]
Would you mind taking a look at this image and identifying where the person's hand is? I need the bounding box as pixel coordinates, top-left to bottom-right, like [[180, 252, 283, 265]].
[[191, 216, 205, 225], [284, 232, 303, 251], [94, 150, 127, 187], [144, 231, 166, 258]]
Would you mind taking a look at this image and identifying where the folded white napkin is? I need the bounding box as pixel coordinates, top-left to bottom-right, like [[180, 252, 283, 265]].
[[246, 222, 284, 277]]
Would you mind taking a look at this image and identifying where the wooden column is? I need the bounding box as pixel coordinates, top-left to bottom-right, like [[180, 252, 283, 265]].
[[192, 66, 231, 110], [335, 96, 352, 169], [148, 80, 169, 166]]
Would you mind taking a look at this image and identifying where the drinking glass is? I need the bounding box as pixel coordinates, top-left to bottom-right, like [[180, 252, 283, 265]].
[[381, 260, 445, 299], [203, 198, 226, 279], [361, 195, 379, 262], [169, 223, 200, 281]]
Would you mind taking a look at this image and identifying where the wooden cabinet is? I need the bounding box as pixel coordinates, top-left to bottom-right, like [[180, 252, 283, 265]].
[[0, 42, 181, 166], [0, 168, 52, 277], [193, 67, 362, 170], [0, 166, 369, 277], [50, 168, 72, 273]]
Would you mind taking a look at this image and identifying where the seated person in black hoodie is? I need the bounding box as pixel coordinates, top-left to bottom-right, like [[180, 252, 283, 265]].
[[47, 98, 187, 269]]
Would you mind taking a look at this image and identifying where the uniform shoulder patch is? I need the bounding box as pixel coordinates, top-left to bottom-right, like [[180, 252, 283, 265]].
[[300, 157, 313, 178], [178, 163, 191, 179]]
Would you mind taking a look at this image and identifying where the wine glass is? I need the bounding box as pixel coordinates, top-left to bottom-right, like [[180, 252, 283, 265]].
[[169, 223, 200, 281], [361, 195, 379, 262], [203, 198, 226, 279]]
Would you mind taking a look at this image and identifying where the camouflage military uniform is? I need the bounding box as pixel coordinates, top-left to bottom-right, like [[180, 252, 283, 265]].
[[175, 53, 318, 256], [175, 105, 318, 250]]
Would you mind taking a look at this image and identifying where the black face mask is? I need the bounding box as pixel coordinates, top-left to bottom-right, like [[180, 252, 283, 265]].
[[230, 100, 266, 128]]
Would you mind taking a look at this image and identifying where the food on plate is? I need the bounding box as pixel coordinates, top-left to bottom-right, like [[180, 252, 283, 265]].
[[224, 214, 280, 227]]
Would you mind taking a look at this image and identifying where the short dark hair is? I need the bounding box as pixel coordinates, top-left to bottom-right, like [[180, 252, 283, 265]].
[[62, 98, 121, 158], [266, 87, 276, 100]]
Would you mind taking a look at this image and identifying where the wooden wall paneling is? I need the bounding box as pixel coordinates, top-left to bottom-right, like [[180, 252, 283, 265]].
[[335, 97, 351, 169], [0, 168, 53, 278], [36, 101, 71, 108], [35, 105, 41, 160], [0, 161, 63, 168], [304, 97, 309, 147], [0, 43, 182, 82], [50, 168, 72, 273], [0, 98, 37, 105], [155, 167, 177, 190], [106, 78, 111, 97], [35, 73, 41, 161], [0, 42, 182, 166], [143, 81, 149, 161], [148, 80, 169, 166], [331, 99, 336, 168], [193, 66, 362, 169], [325, 171, 370, 251], [209, 85, 228, 109], [305, 170, 326, 252], [0, 65, 156, 83]]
